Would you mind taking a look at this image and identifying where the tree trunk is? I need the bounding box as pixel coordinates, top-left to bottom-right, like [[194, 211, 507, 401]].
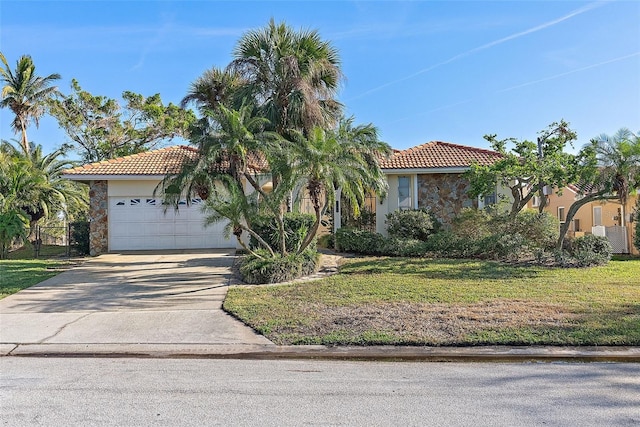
[[556, 190, 612, 250]]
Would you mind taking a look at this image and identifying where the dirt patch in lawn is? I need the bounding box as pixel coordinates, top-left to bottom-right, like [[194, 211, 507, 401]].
[[273, 300, 575, 344]]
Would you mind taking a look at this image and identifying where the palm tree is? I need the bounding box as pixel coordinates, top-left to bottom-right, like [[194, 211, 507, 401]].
[[229, 19, 343, 136], [180, 66, 245, 115], [0, 140, 88, 235], [556, 128, 640, 249], [592, 128, 640, 226], [288, 119, 390, 253], [0, 53, 61, 153]]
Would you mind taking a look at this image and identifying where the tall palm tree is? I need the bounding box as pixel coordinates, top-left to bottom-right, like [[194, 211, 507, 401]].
[[592, 128, 640, 226], [229, 19, 343, 136], [180, 66, 245, 115], [0, 53, 61, 153], [288, 119, 390, 253]]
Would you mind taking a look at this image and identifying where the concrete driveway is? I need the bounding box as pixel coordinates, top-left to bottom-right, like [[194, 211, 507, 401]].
[[0, 250, 273, 355]]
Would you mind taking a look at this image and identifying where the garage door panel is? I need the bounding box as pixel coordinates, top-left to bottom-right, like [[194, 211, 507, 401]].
[[109, 196, 233, 251]]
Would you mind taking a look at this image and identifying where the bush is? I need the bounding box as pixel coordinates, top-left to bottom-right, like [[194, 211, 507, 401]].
[[317, 233, 335, 249], [251, 213, 316, 253], [381, 237, 428, 257], [335, 228, 386, 255], [386, 209, 435, 241], [70, 221, 90, 255], [509, 210, 559, 250], [479, 232, 526, 261], [240, 249, 320, 284], [451, 208, 493, 241], [570, 234, 612, 266]]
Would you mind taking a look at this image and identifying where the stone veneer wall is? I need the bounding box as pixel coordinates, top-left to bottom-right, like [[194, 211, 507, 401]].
[[89, 180, 108, 255], [417, 174, 476, 225]]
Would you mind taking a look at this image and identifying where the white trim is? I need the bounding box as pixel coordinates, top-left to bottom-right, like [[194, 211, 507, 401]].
[[413, 175, 419, 209]]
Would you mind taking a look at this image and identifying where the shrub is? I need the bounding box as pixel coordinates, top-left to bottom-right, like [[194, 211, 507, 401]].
[[509, 210, 559, 250], [240, 249, 320, 284], [479, 233, 526, 261], [451, 208, 493, 241], [380, 237, 427, 257], [386, 209, 434, 241], [251, 213, 316, 253], [570, 234, 612, 266], [70, 221, 90, 255], [317, 233, 335, 249], [335, 228, 383, 255]]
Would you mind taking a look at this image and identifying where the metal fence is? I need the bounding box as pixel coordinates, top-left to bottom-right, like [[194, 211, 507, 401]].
[[32, 222, 90, 258]]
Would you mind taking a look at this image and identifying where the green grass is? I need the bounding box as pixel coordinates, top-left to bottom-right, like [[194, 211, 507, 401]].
[[6, 244, 68, 260], [223, 257, 640, 346], [0, 259, 69, 299]]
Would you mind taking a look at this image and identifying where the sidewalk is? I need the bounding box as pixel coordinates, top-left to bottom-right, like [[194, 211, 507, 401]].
[[2, 250, 638, 362]]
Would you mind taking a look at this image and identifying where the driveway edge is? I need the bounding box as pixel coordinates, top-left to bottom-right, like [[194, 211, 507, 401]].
[[4, 344, 640, 362]]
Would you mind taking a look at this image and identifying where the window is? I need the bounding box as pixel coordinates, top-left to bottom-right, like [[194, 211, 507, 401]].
[[484, 192, 497, 206], [130, 199, 140, 206], [573, 219, 580, 232], [558, 207, 566, 223], [398, 176, 412, 210], [532, 196, 540, 207], [593, 206, 602, 226], [115, 200, 125, 206], [146, 198, 156, 206]]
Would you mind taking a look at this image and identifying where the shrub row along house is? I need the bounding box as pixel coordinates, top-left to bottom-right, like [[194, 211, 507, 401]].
[[63, 140, 637, 255]]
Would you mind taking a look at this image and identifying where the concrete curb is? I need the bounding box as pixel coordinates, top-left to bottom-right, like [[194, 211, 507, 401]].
[[3, 344, 640, 362]]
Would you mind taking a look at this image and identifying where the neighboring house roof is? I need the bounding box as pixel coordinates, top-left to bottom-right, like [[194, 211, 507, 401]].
[[380, 141, 502, 170], [63, 145, 267, 179]]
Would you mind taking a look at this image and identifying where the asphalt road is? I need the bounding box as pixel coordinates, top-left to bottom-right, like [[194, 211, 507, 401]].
[[1, 358, 639, 426]]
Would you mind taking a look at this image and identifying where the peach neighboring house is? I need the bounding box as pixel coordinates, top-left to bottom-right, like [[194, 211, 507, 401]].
[[64, 141, 505, 255], [527, 186, 639, 255]]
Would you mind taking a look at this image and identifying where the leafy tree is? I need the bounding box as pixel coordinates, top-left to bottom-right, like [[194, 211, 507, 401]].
[[0, 53, 61, 153], [229, 19, 343, 136], [48, 79, 195, 162], [556, 128, 640, 250], [467, 120, 577, 218]]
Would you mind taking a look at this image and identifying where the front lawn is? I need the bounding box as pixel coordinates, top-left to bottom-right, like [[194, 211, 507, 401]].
[[0, 259, 67, 299], [223, 257, 640, 346]]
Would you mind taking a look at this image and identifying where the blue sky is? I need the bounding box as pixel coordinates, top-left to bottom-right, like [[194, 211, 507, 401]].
[[1, 0, 639, 158]]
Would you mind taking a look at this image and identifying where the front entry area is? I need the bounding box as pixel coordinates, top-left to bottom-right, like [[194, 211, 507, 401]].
[[108, 196, 233, 251]]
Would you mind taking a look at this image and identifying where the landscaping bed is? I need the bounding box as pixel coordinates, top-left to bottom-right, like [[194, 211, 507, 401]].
[[223, 257, 640, 346]]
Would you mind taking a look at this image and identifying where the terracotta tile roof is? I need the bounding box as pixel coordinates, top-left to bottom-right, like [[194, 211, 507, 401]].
[[381, 141, 502, 170], [62, 146, 198, 176], [63, 145, 268, 176]]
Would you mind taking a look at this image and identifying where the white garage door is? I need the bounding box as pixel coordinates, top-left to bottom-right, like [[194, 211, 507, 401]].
[[109, 197, 234, 250]]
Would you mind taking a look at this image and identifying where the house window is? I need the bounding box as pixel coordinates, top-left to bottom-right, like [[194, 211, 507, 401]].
[[532, 196, 540, 207], [130, 199, 140, 206], [484, 192, 497, 206], [573, 219, 581, 232], [593, 206, 602, 226], [146, 199, 156, 206], [558, 207, 566, 223], [115, 200, 125, 206], [398, 176, 412, 210]]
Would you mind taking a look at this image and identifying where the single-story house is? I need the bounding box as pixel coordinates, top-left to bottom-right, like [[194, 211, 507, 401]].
[[64, 141, 504, 255], [361, 141, 505, 235]]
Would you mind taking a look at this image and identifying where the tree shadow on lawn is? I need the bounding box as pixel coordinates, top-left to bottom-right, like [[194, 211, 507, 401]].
[[339, 257, 544, 281]]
